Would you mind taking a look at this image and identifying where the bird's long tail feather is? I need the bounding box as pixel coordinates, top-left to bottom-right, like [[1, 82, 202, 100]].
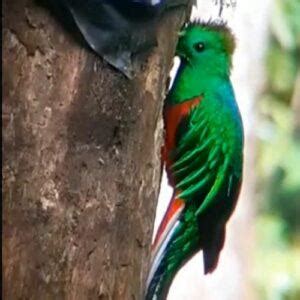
[[145, 195, 185, 299]]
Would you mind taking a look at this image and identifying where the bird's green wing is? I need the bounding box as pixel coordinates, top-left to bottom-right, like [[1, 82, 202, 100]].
[[171, 104, 240, 216]]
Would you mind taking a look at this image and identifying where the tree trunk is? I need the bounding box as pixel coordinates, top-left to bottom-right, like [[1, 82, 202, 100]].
[[2, 1, 189, 299]]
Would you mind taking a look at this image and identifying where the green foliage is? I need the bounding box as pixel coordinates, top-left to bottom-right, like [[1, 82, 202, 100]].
[[254, 0, 300, 298], [257, 99, 300, 240], [271, 0, 300, 50], [266, 43, 297, 100], [254, 216, 300, 300]]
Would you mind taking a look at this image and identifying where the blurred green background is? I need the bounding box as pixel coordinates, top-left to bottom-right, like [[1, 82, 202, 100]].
[[254, 0, 300, 299]]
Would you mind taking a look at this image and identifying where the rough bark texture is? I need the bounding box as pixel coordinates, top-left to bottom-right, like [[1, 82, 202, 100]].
[[2, 1, 189, 299]]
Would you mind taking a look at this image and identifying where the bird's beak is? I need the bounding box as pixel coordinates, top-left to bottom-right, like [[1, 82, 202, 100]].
[[176, 30, 185, 56], [176, 30, 188, 62], [178, 30, 186, 37]]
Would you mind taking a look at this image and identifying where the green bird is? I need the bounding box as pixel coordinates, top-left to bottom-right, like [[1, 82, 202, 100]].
[[145, 20, 244, 300]]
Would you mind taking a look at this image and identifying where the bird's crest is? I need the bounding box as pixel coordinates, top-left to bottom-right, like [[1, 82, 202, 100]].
[[185, 19, 236, 56]]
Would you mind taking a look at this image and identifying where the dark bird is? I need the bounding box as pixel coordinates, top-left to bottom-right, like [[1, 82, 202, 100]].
[[55, 0, 195, 77]]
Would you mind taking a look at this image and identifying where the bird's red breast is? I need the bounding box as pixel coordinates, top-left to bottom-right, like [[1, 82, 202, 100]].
[[162, 96, 202, 183], [152, 196, 185, 252], [152, 96, 202, 255]]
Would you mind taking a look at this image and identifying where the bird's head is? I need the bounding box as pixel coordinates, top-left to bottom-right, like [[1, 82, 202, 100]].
[[176, 20, 236, 76]]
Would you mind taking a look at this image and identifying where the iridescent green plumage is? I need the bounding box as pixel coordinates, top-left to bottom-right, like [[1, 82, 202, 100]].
[[145, 20, 244, 300]]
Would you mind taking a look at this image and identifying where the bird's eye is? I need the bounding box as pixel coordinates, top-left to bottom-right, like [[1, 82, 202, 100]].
[[194, 42, 205, 52]]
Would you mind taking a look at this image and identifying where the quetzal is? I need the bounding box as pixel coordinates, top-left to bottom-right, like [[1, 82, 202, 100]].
[[47, 0, 195, 77], [145, 20, 244, 300]]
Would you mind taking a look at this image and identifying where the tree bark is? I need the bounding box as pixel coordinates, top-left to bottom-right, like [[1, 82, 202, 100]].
[[2, 1, 189, 299]]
